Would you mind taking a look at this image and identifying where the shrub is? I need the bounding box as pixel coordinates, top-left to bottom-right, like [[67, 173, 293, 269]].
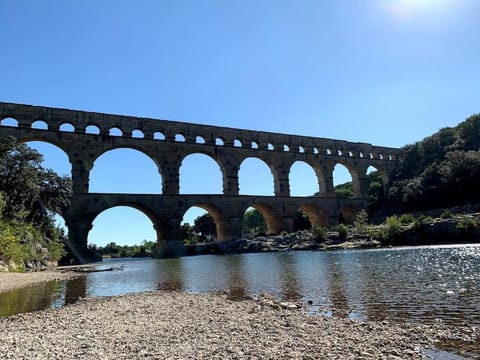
[[399, 213, 415, 224], [335, 224, 349, 239], [312, 226, 328, 242], [385, 215, 402, 239], [441, 210, 453, 219], [456, 216, 477, 232], [413, 215, 433, 231], [353, 210, 369, 235]]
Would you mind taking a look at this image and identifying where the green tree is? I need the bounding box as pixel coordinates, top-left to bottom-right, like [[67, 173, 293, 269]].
[[242, 209, 266, 235], [0, 137, 71, 267], [293, 210, 311, 231], [194, 213, 216, 241], [334, 182, 354, 198]]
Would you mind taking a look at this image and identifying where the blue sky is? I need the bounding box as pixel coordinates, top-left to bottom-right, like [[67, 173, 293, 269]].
[[1, 0, 479, 246]]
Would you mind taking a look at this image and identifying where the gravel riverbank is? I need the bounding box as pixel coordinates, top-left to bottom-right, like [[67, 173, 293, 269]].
[[0, 290, 475, 359]]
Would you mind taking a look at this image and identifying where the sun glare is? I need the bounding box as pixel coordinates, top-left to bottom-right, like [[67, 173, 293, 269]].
[[384, 0, 452, 22]]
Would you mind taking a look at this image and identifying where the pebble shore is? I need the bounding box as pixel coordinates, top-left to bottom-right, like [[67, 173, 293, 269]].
[[0, 289, 471, 359]]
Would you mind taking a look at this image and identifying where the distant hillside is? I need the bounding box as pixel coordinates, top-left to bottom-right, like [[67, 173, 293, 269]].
[[386, 113, 480, 211]]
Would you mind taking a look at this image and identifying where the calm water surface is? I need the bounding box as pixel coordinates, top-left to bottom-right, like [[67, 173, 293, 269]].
[[1, 245, 480, 327]]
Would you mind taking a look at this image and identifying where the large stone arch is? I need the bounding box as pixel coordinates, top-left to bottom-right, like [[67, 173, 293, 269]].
[[332, 160, 362, 197], [179, 151, 225, 194], [339, 204, 361, 224], [12, 135, 71, 161], [87, 203, 164, 246], [90, 145, 164, 193], [298, 203, 330, 227], [242, 203, 284, 235], [288, 159, 326, 196], [364, 163, 389, 188], [238, 156, 276, 195], [182, 203, 234, 241]]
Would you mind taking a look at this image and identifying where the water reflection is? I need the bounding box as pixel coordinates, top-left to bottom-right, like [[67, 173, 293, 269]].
[[325, 253, 349, 318], [156, 258, 184, 291], [0, 281, 61, 317], [224, 255, 248, 300], [65, 276, 87, 304], [277, 253, 301, 301]]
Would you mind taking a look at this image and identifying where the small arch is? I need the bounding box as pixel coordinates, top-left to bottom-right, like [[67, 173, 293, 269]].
[[0, 117, 18, 127], [234, 139, 242, 147], [289, 161, 320, 196], [109, 127, 123, 137], [196, 136, 206, 144], [283, 144, 289, 152], [251, 141, 258, 149], [326, 148, 332, 155], [359, 152, 364, 158], [388, 154, 393, 160], [313, 147, 319, 155], [239, 157, 274, 195], [337, 149, 343, 156], [154, 131, 165, 140], [132, 129, 144, 138], [175, 133, 186, 142], [379, 154, 383, 160], [32, 120, 48, 130], [267, 143, 274, 151], [348, 151, 353, 157], [369, 153, 374, 159], [215, 137, 224, 146], [59, 123, 75, 132], [85, 125, 100, 135], [299, 146, 305, 153], [180, 153, 223, 194]]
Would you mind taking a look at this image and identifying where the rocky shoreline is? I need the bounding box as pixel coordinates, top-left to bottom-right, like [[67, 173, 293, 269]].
[[186, 230, 382, 255], [1, 290, 477, 359], [186, 213, 480, 256]]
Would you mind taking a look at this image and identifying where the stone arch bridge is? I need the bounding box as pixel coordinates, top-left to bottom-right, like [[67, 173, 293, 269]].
[[0, 102, 402, 262]]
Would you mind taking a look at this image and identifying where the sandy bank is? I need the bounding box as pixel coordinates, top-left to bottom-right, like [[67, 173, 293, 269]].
[[0, 290, 473, 359], [0, 269, 81, 294]]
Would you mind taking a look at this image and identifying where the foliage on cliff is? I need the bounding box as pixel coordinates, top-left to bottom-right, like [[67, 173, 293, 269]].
[[387, 114, 480, 211], [0, 136, 72, 269]]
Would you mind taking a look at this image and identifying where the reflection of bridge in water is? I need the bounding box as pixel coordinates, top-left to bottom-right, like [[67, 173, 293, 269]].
[[0, 102, 402, 262]]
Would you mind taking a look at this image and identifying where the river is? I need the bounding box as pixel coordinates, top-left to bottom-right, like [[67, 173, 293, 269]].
[[1, 244, 480, 328]]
